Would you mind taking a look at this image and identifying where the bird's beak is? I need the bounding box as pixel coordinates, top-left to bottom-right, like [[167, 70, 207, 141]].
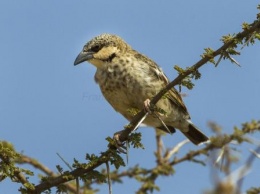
[[74, 51, 95, 66]]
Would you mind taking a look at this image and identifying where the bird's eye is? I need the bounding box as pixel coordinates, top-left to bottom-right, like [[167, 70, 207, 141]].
[[91, 45, 101, 52]]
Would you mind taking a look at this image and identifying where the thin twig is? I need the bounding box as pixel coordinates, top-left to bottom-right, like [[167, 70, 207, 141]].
[[236, 146, 260, 193], [106, 161, 112, 194], [155, 130, 163, 164], [164, 139, 190, 161]]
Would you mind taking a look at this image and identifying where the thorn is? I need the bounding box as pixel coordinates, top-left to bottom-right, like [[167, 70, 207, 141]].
[[57, 153, 80, 194], [229, 56, 241, 67], [132, 112, 149, 131], [249, 149, 260, 159], [56, 153, 72, 170], [215, 53, 224, 67], [126, 140, 129, 164], [241, 34, 254, 50], [154, 112, 172, 134], [214, 148, 225, 165]]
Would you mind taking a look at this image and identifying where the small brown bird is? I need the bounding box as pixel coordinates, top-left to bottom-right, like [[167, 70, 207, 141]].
[[74, 34, 209, 145]]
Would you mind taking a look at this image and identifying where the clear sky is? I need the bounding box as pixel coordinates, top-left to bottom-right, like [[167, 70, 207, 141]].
[[1, 1, 260, 193]]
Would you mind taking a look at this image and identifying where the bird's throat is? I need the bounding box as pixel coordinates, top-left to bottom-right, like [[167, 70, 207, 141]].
[[88, 59, 106, 69]]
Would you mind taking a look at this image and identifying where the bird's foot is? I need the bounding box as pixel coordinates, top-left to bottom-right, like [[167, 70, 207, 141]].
[[143, 99, 153, 113], [113, 130, 127, 154], [143, 99, 172, 134]]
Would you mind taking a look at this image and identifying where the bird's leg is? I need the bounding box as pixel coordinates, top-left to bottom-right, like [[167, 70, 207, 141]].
[[143, 99, 172, 134], [113, 130, 127, 154], [143, 99, 152, 113], [113, 112, 149, 154]]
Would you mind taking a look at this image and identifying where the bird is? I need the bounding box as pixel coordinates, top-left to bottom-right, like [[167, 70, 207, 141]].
[[74, 33, 209, 145]]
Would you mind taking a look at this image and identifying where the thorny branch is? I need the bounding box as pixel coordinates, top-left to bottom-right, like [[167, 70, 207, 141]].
[[117, 14, 260, 143]]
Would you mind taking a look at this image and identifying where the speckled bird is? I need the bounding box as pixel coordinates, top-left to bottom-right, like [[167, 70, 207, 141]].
[[74, 33, 208, 145]]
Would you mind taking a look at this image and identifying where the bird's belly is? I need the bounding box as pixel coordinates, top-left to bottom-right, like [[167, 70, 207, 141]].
[[98, 79, 183, 127], [101, 86, 132, 114]]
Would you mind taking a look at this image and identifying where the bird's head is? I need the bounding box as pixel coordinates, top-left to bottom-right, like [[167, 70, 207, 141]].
[[74, 34, 131, 69]]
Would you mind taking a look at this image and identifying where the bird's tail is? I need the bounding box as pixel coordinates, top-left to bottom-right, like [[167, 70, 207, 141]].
[[182, 122, 209, 145]]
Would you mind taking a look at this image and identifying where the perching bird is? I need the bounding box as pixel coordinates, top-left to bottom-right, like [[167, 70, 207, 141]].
[[74, 33, 209, 145]]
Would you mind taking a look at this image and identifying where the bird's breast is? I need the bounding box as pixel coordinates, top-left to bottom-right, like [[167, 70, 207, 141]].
[[94, 60, 162, 115]]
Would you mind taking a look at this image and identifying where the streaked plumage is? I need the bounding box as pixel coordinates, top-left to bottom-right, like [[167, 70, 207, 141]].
[[74, 33, 208, 145]]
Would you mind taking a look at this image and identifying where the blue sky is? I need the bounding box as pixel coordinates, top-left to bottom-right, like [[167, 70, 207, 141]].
[[1, 1, 260, 193]]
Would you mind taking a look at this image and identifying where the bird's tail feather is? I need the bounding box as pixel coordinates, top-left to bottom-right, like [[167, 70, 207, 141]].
[[182, 123, 209, 145]]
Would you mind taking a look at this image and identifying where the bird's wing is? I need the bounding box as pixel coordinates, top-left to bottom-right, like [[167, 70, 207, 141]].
[[156, 70, 189, 115], [134, 52, 189, 115], [167, 88, 189, 115]]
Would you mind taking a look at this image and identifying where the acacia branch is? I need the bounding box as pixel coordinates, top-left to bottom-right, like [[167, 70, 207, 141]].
[[27, 152, 111, 194], [118, 17, 260, 142], [17, 155, 78, 193], [17, 155, 55, 177]]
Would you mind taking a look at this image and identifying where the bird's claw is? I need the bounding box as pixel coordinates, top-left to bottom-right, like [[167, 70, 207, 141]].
[[113, 131, 127, 154], [143, 99, 152, 113]]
